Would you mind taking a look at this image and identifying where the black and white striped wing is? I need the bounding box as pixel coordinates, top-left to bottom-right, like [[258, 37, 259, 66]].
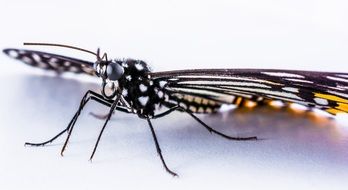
[[152, 69, 348, 115], [3, 48, 96, 76]]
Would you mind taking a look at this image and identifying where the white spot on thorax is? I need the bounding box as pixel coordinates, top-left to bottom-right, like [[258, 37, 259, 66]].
[[164, 94, 169, 101], [159, 81, 167, 88], [122, 89, 128, 97], [139, 84, 148, 92], [138, 96, 149, 106], [122, 62, 128, 67], [135, 63, 144, 71], [158, 91, 164, 98], [126, 75, 132, 81]]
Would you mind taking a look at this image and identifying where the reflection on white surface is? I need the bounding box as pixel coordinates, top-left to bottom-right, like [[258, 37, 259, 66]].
[[0, 70, 347, 190]]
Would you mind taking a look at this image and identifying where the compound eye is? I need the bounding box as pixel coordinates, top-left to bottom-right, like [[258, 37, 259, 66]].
[[106, 62, 124, 81]]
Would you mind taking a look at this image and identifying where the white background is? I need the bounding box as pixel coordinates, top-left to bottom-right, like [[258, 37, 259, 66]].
[[1, 0, 348, 189]]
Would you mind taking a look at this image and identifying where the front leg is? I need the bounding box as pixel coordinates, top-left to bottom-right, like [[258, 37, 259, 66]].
[[89, 94, 122, 161], [25, 90, 114, 155]]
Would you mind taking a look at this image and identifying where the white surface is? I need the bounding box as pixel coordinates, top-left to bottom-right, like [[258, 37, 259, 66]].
[[1, 0, 348, 189]]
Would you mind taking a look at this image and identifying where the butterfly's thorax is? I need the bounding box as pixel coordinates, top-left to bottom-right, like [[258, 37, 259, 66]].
[[118, 59, 165, 117]]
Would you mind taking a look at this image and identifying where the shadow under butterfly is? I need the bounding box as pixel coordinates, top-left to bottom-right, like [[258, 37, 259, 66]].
[[3, 43, 348, 176]]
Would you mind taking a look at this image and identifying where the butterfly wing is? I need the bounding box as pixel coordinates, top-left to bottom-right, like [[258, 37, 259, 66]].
[[3, 48, 96, 76], [151, 69, 348, 115]]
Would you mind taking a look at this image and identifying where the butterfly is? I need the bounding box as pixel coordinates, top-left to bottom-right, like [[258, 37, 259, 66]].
[[3, 43, 348, 176]]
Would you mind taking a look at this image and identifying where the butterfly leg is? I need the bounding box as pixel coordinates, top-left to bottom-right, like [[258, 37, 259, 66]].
[[25, 91, 112, 152], [89, 94, 121, 161], [183, 110, 257, 141], [153, 106, 257, 141], [146, 118, 178, 177]]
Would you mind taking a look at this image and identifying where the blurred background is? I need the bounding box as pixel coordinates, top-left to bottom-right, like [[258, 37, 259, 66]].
[[0, 0, 348, 189]]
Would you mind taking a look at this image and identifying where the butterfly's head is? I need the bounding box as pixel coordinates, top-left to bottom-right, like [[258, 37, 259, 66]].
[[93, 59, 125, 99], [94, 60, 124, 81]]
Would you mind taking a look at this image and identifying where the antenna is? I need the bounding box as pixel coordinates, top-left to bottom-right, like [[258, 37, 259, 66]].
[[23, 42, 98, 57]]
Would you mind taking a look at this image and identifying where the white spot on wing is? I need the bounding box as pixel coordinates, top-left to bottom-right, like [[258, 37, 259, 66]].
[[69, 66, 79, 72], [327, 90, 348, 98], [177, 75, 281, 85], [336, 74, 348, 79], [48, 58, 59, 68], [327, 76, 348, 83], [179, 102, 187, 109], [262, 72, 305, 78], [64, 61, 71, 67], [31, 53, 41, 62], [37, 61, 48, 68], [169, 87, 235, 103], [178, 81, 271, 88], [43, 54, 50, 58], [189, 106, 197, 112], [167, 99, 178, 105], [284, 78, 313, 84], [21, 56, 32, 64], [282, 87, 299, 93], [8, 50, 19, 58], [314, 97, 329, 105], [225, 86, 303, 100]]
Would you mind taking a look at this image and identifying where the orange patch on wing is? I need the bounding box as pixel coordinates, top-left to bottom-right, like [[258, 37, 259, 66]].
[[326, 108, 345, 115], [314, 93, 348, 103], [336, 103, 348, 112]]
